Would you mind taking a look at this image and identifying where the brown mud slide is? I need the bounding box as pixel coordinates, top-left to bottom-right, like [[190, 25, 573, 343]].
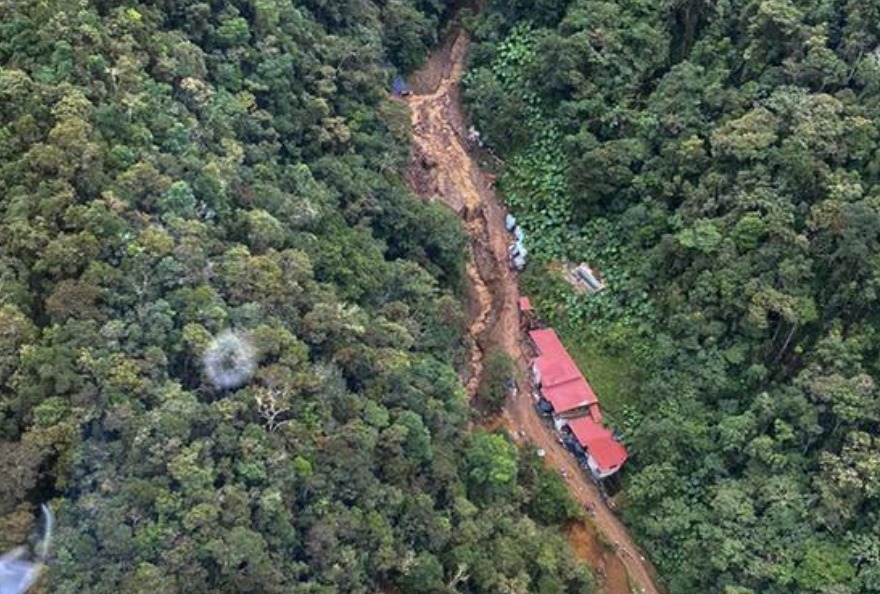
[[402, 29, 664, 594]]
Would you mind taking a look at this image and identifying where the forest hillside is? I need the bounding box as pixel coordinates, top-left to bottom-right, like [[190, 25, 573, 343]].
[[0, 2, 595, 593], [465, 1, 880, 593]]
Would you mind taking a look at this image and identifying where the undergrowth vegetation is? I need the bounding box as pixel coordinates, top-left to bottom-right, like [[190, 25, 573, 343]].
[[466, 1, 880, 593], [0, 2, 597, 593]]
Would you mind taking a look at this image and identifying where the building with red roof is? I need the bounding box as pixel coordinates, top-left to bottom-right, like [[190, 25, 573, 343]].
[[566, 416, 628, 478], [518, 296, 539, 331], [524, 311, 628, 479], [528, 329, 601, 422]]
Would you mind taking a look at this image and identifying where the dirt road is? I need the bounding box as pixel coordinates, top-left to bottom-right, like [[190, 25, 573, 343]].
[[403, 30, 664, 594]]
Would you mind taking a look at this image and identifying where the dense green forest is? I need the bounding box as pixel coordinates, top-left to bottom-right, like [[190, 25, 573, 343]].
[[465, 1, 880, 593], [0, 1, 595, 593]]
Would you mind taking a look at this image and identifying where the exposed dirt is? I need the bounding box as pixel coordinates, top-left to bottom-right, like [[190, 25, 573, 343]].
[[403, 29, 664, 594], [407, 34, 457, 95], [404, 32, 498, 397], [502, 386, 662, 594], [566, 522, 632, 594]]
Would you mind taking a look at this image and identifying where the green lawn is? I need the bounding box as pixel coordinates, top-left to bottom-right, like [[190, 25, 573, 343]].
[[557, 329, 635, 420]]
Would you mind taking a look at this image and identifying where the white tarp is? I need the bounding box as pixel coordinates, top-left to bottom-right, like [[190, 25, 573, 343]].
[[0, 505, 52, 594]]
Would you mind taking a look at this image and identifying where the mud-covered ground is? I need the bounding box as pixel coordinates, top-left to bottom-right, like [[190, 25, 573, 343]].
[[402, 29, 664, 594]]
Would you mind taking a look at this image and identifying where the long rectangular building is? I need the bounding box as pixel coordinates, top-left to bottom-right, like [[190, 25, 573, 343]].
[[528, 328, 602, 423], [527, 325, 628, 479]]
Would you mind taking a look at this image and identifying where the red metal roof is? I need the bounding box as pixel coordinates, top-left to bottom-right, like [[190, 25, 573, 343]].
[[528, 328, 557, 353], [567, 416, 628, 472], [518, 296, 532, 312], [529, 329, 598, 414]]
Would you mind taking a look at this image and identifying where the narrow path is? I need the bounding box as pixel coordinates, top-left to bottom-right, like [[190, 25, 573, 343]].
[[403, 30, 664, 594]]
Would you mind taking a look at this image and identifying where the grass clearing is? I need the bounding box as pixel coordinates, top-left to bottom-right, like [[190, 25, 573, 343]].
[[559, 331, 635, 418]]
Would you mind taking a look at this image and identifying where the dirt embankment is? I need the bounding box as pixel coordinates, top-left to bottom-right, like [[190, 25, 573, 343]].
[[402, 29, 663, 594]]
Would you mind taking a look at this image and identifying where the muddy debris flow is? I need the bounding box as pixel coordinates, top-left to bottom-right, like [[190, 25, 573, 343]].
[[403, 29, 663, 594]]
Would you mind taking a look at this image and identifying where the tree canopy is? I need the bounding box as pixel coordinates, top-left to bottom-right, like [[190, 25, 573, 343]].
[[465, 1, 880, 593], [0, 2, 594, 593]]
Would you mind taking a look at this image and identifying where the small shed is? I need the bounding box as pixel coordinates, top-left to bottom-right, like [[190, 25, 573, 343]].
[[392, 75, 411, 97], [566, 416, 628, 479], [575, 264, 605, 293], [518, 297, 532, 312], [561, 262, 606, 294]]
